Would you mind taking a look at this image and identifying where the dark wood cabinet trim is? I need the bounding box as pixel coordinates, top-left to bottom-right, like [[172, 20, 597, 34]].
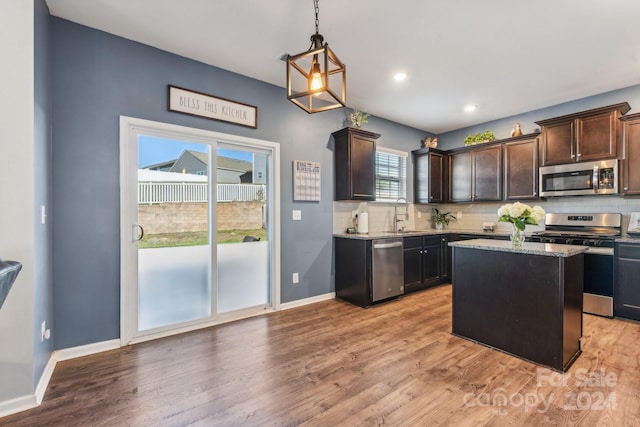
[[535, 102, 631, 127]]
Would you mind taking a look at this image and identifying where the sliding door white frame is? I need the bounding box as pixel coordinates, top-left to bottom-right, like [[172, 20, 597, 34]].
[[119, 116, 281, 345]]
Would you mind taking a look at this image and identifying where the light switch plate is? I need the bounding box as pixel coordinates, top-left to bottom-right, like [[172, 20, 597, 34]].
[[292, 210, 302, 220]]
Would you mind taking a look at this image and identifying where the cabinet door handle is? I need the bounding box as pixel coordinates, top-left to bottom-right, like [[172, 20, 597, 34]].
[[571, 154, 575, 159], [419, 250, 423, 254], [533, 192, 537, 196], [577, 153, 582, 157], [624, 187, 629, 191]]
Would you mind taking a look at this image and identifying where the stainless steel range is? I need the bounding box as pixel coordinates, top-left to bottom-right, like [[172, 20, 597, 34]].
[[530, 213, 621, 318]]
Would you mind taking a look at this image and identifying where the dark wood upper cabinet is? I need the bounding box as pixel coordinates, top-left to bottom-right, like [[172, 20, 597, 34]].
[[412, 148, 446, 203], [536, 102, 630, 166], [449, 144, 502, 202], [503, 135, 539, 200], [620, 113, 640, 196], [473, 144, 502, 201], [448, 150, 473, 202], [332, 127, 380, 201]]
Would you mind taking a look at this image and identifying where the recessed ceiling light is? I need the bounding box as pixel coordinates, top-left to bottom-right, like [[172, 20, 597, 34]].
[[464, 105, 477, 112], [393, 72, 407, 81]]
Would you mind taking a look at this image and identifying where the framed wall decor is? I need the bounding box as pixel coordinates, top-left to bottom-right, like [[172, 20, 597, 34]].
[[293, 160, 321, 201], [168, 85, 258, 129]]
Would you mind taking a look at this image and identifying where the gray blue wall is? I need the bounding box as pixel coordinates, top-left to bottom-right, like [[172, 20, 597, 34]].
[[437, 86, 640, 150], [51, 18, 426, 349]]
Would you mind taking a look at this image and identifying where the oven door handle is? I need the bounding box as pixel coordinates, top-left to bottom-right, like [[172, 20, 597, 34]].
[[585, 247, 613, 256]]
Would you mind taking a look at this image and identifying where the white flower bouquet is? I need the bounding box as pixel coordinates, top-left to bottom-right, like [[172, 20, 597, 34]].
[[498, 202, 546, 231]]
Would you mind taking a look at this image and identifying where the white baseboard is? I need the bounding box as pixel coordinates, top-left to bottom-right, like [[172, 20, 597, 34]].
[[35, 354, 57, 404], [0, 394, 38, 419], [54, 339, 121, 362], [0, 339, 122, 419], [279, 292, 335, 310]]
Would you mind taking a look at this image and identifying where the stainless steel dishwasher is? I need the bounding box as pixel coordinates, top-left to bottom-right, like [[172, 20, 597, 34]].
[[371, 238, 404, 302]]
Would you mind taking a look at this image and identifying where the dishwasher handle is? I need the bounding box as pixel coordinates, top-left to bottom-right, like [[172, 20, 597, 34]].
[[373, 241, 403, 249]]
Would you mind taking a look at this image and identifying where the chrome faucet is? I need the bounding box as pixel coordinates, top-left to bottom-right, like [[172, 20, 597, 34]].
[[393, 197, 409, 233]]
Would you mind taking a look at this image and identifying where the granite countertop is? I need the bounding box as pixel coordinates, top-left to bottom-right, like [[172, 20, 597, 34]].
[[449, 238, 589, 258], [333, 228, 516, 240]]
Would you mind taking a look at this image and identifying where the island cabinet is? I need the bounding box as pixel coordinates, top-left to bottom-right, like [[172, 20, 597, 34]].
[[620, 113, 640, 196], [332, 127, 380, 201], [412, 148, 447, 203], [403, 235, 448, 292], [450, 239, 586, 372], [535, 102, 630, 166], [503, 135, 539, 200], [614, 242, 640, 321], [449, 144, 502, 202]]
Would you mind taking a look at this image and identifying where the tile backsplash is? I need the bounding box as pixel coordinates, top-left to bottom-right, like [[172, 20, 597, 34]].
[[334, 196, 640, 235]]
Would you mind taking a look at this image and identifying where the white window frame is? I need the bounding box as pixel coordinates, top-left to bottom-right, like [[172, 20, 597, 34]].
[[375, 146, 408, 202]]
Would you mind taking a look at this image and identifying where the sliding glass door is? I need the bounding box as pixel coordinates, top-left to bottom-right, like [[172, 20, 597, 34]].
[[120, 117, 280, 344]]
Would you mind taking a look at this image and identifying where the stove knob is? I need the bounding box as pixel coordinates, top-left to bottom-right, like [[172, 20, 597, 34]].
[[593, 240, 603, 247], [548, 238, 556, 244], [587, 240, 597, 246]]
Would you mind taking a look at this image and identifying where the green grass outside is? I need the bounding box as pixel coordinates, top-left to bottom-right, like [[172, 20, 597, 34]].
[[139, 229, 267, 249]]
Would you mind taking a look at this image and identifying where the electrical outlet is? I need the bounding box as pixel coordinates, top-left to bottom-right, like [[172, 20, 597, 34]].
[[457, 211, 463, 219], [292, 272, 299, 284], [41, 206, 46, 224], [40, 321, 51, 342], [292, 210, 302, 221]]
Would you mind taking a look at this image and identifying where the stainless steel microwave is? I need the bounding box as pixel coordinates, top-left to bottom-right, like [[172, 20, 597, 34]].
[[539, 159, 618, 197]]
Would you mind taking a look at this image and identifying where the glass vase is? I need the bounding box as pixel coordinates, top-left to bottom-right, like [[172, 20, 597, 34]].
[[511, 226, 525, 248]]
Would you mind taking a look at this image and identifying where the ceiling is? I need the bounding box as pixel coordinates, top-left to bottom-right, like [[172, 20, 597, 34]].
[[45, 0, 640, 134]]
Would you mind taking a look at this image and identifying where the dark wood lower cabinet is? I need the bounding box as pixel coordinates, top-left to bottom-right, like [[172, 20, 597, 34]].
[[334, 237, 371, 308], [615, 243, 640, 321], [404, 235, 449, 293]]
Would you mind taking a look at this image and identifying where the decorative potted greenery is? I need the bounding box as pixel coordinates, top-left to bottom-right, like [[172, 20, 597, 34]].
[[348, 110, 370, 128], [432, 208, 456, 230], [464, 130, 496, 146]]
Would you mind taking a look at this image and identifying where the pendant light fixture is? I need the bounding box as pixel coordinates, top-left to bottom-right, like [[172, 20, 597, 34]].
[[286, 0, 346, 113]]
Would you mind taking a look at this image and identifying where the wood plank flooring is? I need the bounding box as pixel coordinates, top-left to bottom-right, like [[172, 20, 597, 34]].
[[3, 284, 640, 426]]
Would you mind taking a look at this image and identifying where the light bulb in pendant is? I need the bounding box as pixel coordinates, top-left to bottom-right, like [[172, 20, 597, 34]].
[[309, 60, 323, 95]]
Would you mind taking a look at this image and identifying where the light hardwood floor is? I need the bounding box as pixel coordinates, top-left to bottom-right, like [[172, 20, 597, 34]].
[[3, 285, 640, 426]]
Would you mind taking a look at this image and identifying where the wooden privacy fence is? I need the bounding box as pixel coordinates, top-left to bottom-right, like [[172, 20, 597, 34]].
[[138, 183, 266, 204]]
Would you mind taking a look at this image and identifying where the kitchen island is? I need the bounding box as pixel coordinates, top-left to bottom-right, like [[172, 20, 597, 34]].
[[449, 239, 587, 372]]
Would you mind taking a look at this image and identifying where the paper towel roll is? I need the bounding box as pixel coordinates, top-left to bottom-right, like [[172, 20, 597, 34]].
[[357, 212, 369, 234]]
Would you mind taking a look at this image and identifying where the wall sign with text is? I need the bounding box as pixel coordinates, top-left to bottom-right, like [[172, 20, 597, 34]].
[[168, 85, 258, 129]]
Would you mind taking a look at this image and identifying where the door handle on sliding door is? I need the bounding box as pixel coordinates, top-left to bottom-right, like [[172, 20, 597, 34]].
[[134, 224, 144, 241]]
